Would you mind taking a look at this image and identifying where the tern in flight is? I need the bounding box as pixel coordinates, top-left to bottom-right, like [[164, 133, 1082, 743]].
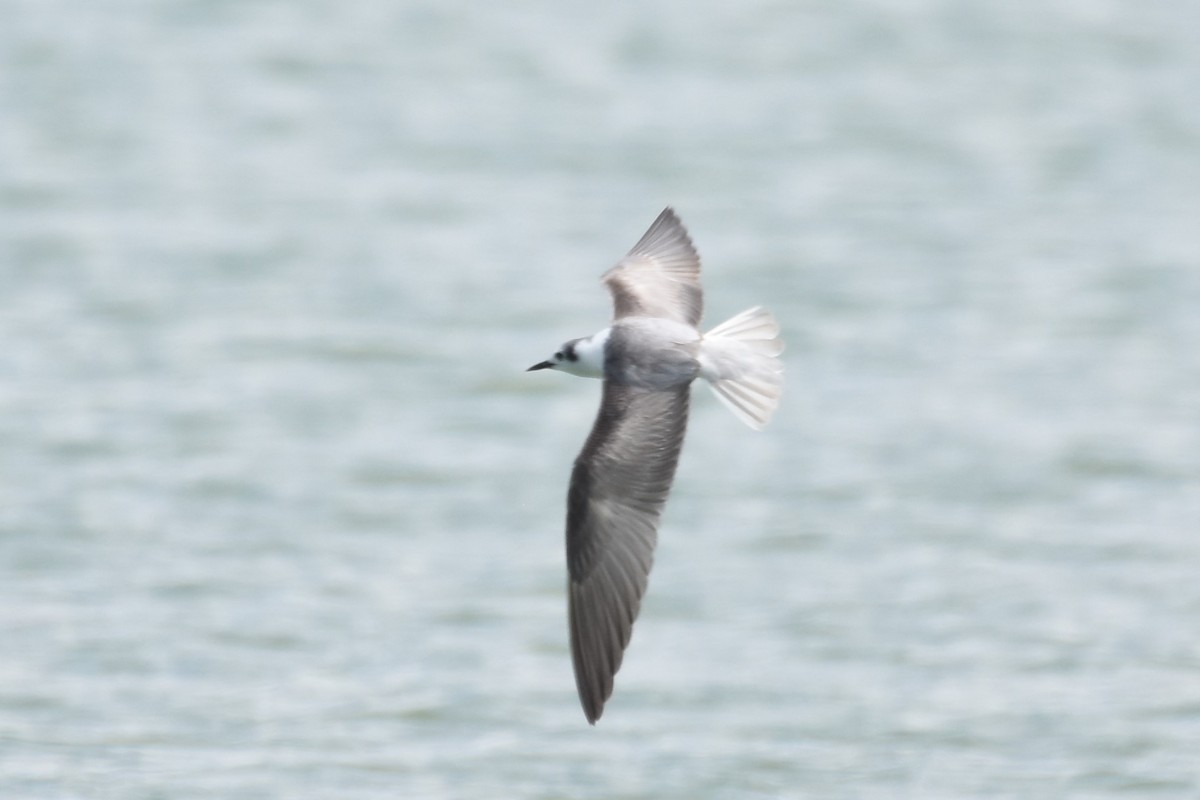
[[528, 207, 783, 723]]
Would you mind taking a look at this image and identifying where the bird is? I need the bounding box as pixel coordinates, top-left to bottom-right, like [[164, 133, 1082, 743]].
[[528, 207, 784, 724]]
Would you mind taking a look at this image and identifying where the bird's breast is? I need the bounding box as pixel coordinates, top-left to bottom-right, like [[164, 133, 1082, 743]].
[[604, 318, 701, 390]]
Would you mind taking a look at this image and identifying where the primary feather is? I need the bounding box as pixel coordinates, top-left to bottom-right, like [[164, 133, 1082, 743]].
[[602, 207, 703, 326], [567, 383, 690, 723]]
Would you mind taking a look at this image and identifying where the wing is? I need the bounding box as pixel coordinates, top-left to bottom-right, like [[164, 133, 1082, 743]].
[[602, 207, 703, 326], [566, 381, 690, 724]]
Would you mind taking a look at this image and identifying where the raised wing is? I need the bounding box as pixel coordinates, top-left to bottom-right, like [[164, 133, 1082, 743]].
[[566, 381, 690, 723], [602, 207, 703, 326]]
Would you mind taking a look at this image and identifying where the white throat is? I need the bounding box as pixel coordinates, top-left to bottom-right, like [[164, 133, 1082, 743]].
[[562, 328, 610, 378]]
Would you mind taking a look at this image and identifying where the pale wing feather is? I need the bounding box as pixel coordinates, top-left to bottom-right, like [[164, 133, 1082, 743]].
[[566, 382, 690, 723], [602, 207, 703, 326]]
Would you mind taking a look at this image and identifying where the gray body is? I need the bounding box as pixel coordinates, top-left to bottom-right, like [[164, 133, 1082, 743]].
[[604, 317, 700, 389]]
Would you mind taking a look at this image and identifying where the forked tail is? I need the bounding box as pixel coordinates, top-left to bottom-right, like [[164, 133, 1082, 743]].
[[697, 306, 784, 430]]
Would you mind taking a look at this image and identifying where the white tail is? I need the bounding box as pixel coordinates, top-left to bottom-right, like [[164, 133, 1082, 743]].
[[697, 306, 784, 430]]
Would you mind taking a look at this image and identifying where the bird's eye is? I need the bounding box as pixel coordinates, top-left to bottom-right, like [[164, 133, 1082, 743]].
[[555, 352, 563, 360]]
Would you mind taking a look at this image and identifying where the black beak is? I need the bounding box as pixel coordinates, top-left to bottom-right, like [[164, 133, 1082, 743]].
[[527, 361, 554, 371]]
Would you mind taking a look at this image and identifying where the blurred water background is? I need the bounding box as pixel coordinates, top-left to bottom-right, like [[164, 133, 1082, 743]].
[[2, 1, 1200, 797]]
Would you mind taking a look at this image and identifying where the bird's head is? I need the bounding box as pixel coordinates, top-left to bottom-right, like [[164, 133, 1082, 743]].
[[528, 331, 607, 379], [528, 338, 582, 373]]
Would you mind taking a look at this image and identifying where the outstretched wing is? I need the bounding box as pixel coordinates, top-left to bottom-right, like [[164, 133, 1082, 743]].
[[602, 207, 703, 326], [566, 381, 690, 724]]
